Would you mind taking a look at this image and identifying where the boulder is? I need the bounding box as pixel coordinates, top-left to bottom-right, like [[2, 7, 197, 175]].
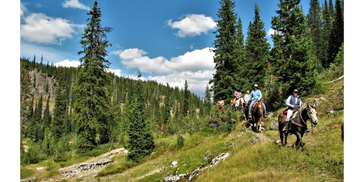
[[267, 112, 274, 119], [171, 161, 178, 168], [270, 119, 279, 130], [209, 118, 223, 128]]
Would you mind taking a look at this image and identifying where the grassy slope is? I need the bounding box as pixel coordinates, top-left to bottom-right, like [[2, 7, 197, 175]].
[[97, 80, 343, 182], [21, 80, 343, 181]]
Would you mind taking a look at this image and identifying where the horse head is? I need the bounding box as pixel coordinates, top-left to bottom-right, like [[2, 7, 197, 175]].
[[306, 102, 318, 126]]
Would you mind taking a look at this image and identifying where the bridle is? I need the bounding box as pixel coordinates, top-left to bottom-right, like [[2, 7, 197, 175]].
[[293, 105, 316, 128]]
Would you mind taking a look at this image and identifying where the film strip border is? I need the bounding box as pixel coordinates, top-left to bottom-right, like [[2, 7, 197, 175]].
[[341, 0, 347, 181], [17, 0, 21, 182]]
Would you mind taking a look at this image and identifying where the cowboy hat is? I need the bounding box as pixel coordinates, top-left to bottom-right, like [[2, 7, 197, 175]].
[[293, 89, 299, 93], [254, 84, 258, 88]]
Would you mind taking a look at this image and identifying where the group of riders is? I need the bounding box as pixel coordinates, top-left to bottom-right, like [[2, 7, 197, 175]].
[[217, 83, 302, 133]]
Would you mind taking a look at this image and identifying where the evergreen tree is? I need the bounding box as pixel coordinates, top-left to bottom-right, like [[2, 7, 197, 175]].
[[182, 80, 190, 116], [328, 0, 344, 65], [164, 83, 171, 122], [244, 3, 270, 89], [127, 71, 155, 163], [210, 0, 239, 102], [204, 84, 212, 114], [321, 0, 333, 68], [235, 17, 247, 89], [33, 95, 43, 142], [20, 58, 32, 136], [42, 95, 51, 138], [307, 0, 324, 70], [270, 0, 317, 106], [52, 72, 67, 140], [73, 1, 113, 152]]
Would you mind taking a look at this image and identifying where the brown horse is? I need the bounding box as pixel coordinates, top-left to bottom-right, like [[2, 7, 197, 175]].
[[249, 101, 264, 132]]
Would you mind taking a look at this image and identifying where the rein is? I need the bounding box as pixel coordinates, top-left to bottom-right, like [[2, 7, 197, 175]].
[[292, 107, 308, 128]]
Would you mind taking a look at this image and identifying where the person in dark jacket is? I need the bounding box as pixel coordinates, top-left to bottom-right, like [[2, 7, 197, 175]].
[[283, 89, 302, 132]]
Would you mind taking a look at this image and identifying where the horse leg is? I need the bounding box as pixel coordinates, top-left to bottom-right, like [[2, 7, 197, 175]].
[[300, 132, 305, 152], [279, 127, 285, 146], [295, 132, 304, 151], [284, 132, 288, 146], [258, 118, 262, 133]]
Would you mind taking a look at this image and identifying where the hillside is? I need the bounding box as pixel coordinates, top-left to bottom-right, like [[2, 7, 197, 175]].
[[20, 78, 343, 182]]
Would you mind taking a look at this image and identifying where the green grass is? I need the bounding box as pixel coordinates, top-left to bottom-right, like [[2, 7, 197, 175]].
[[94, 80, 343, 182], [20, 168, 34, 179], [21, 80, 344, 182]]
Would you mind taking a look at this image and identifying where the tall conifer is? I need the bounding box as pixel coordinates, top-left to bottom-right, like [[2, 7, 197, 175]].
[[210, 0, 239, 102], [73, 1, 113, 152], [270, 0, 317, 104], [127, 71, 155, 162], [244, 3, 270, 89], [52, 73, 67, 140]]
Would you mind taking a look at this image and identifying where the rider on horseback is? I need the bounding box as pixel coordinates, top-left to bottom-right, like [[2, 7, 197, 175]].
[[283, 89, 302, 132], [243, 90, 250, 110], [248, 84, 267, 119], [234, 88, 242, 109]]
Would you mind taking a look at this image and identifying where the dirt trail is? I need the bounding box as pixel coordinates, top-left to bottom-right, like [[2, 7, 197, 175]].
[[42, 148, 128, 182]]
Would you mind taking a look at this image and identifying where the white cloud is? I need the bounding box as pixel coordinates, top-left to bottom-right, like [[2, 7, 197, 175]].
[[105, 68, 122, 77], [112, 47, 215, 74], [21, 41, 72, 63], [21, 13, 84, 44], [267, 28, 275, 36], [62, 0, 90, 10], [148, 70, 214, 94], [112, 47, 215, 96], [54, 60, 80, 67], [126, 75, 147, 81], [53, 60, 122, 77], [20, 3, 27, 16], [267, 28, 283, 36], [167, 14, 216, 37]]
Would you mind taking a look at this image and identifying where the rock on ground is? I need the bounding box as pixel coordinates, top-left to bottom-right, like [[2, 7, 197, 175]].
[[270, 119, 279, 130]]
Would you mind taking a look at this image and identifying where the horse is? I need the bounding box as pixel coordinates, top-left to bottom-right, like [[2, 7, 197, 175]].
[[249, 101, 264, 132], [243, 101, 250, 121], [278, 101, 319, 151], [231, 98, 243, 112]]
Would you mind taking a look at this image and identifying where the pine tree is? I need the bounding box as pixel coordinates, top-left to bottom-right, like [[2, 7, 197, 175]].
[[204, 84, 212, 115], [127, 71, 155, 163], [182, 80, 190, 116], [270, 0, 317, 104], [52, 72, 67, 140], [307, 0, 324, 70], [21, 58, 32, 136], [73, 1, 113, 152], [328, 0, 343, 64], [164, 83, 171, 122], [235, 17, 247, 89], [42, 95, 51, 139], [244, 3, 270, 89], [210, 0, 239, 102], [321, 0, 333, 68], [33, 95, 43, 142]]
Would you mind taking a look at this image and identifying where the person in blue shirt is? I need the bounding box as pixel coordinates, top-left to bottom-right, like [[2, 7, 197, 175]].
[[248, 84, 267, 119]]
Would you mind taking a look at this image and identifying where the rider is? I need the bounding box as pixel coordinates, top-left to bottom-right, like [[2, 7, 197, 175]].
[[234, 88, 242, 109], [243, 90, 250, 110], [248, 84, 267, 119], [218, 97, 225, 106], [283, 89, 302, 132]]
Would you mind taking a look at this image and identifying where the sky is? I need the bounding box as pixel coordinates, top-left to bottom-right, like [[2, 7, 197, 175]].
[[20, 0, 328, 97]]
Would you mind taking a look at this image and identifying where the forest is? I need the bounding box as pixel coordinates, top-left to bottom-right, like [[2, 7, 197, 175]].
[[20, 0, 344, 181]]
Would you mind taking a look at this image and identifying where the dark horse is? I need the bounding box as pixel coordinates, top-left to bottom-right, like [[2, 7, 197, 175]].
[[278, 101, 318, 151], [249, 101, 264, 132]]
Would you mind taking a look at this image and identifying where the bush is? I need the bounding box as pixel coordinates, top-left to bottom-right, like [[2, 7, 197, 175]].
[[176, 135, 185, 150]]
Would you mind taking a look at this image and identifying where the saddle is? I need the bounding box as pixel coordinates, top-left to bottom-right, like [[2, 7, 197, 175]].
[[230, 98, 236, 105]]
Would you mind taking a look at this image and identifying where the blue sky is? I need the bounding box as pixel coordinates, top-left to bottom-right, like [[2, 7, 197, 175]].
[[20, 0, 328, 97]]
